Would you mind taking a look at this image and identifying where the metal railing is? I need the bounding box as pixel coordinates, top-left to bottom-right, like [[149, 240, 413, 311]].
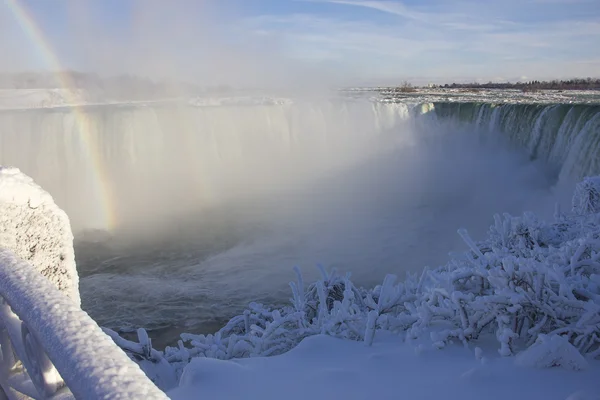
[[0, 249, 169, 400]]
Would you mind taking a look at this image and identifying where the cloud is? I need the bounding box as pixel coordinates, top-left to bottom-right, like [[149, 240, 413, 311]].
[[302, 0, 514, 31], [317, 0, 425, 20]]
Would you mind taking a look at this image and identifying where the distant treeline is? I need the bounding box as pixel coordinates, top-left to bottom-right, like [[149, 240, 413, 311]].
[[430, 78, 600, 91]]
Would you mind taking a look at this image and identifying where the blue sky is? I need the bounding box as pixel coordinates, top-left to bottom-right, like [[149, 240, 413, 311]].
[[1, 0, 600, 85]]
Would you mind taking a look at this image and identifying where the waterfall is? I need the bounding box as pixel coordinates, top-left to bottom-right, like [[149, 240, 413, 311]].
[[431, 102, 600, 182], [0, 101, 416, 232], [1, 99, 598, 235]]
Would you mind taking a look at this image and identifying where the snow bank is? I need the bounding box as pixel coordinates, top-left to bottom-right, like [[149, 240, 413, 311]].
[[0, 89, 88, 110], [375, 88, 600, 105], [515, 334, 589, 370], [0, 167, 79, 304], [167, 333, 600, 400], [115, 176, 600, 391]]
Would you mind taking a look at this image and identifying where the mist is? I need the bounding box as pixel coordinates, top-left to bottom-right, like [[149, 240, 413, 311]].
[[1, 0, 347, 95], [74, 107, 567, 342]]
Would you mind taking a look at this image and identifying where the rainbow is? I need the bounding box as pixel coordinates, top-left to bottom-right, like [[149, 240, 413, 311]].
[[4, 0, 118, 230]]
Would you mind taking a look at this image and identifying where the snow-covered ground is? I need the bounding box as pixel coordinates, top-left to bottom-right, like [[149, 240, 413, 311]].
[[169, 332, 600, 400], [0, 88, 178, 110], [2, 87, 600, 110], [0, 88, 88, 109], [347, 88, 600, 105]]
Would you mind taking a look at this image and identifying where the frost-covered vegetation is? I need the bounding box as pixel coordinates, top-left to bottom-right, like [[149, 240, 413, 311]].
[[110, 176, 600, 390]]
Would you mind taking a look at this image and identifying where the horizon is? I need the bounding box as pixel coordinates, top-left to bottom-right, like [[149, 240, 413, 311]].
[[1, 0, 599, 87], [1, 70, 599, 90]]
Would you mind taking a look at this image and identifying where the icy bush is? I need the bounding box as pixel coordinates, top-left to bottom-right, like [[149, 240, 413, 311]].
[[112, 176, 600, 387], [572, 176, 600, 215]]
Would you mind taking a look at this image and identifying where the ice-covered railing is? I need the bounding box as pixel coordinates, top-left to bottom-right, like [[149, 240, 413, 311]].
[[0, 167, 167, 399], [0, 250, 169, 399], [115, 176, 600, 385]]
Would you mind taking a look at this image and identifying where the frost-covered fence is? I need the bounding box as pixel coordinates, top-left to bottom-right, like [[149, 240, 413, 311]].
[[0, 167, 167, 399], [0, 250, 168, 399]]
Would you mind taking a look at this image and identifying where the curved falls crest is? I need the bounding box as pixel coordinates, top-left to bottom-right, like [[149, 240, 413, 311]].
[[0, 100, 598, 233]]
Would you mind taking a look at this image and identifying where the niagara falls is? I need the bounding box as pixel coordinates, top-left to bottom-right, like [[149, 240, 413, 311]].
[[0, 0, 599, 399]]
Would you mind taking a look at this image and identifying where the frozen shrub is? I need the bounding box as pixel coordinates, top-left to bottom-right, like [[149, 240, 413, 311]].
[[112, 175, 600, 383], [572, 176, 600, 215], [515, 334, 589, 370]]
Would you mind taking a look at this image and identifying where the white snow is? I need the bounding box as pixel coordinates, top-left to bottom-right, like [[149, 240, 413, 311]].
[[0, 167, 79, 304], [168, 332, 600, 400], [362, 88, 600, 105], [0, 89, 88, 110], [515, 334, 590, 371], [0, 88, 173, 110]]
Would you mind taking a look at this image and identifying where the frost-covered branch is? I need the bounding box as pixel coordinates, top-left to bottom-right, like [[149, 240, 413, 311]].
[[114, 175, 600, 382]]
